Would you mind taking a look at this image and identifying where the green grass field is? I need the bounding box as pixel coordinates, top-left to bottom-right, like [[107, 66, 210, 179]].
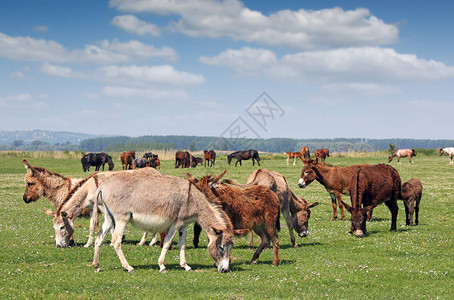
[[0, 154, 453, 299]]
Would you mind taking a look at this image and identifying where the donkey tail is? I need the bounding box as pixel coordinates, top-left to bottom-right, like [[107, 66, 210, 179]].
[[276, 206, 281, 232], [222, 178, 254, 188], [93, 191, 101, 230]]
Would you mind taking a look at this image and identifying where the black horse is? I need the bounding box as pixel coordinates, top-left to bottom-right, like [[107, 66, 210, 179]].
[[81, 152, 114, 172], [227, 150, 261, 167], [143, 152, 157, 161], [133, 157, 148, 168]]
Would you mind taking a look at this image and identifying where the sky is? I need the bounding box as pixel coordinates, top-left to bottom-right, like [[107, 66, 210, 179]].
[[1, 0, 453, 140]]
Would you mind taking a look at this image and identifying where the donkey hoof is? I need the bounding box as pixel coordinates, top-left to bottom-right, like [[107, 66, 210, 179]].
[[94, 267, 101, 273], [127, 268, 135, 274], [159, 269, 168, 274]]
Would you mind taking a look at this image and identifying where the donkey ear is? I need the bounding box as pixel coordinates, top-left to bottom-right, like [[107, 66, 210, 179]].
[[42, 209, 56, 216], [341, 200, 354, 214], [211, 170, 227, 184], [186, 172, 198, 184], [307, 202, 319, 209], [212, 228, 223, 235], [23, 159, 33, 173]]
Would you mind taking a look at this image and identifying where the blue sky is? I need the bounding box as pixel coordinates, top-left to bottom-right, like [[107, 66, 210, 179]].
[[1, 0, 453, 140]]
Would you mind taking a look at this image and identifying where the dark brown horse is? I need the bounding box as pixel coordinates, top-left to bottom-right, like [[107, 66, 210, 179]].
[[314, 148, 329, 161], [175, 151, 192, 168], [203, 150, 216, 167], [341, 164, 401, 237], [120, 151, 135, 170], [227, 150, 261, 167], [388, 149, 416, 164], [187, 170, 280, 266], [298, 158, 370, 220]]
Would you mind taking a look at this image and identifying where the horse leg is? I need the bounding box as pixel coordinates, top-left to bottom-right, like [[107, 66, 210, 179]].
[[397, 157, 401, 164], [93, 211, 114, 272], [286, 157, 289, 166], [177, 226, 192, 271], [138, 232, 148, 246], [293, 157, 296, 166], [158, 223, 180, 273], [84, 209, 96, 248], [193, 222, 202, 249], [257, 158, 260, 166]]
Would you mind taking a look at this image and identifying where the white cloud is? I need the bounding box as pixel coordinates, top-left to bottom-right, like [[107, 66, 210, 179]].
[[320, 83, 401, 97], [32, 25, 49, 32], [111, 15, 161, 36], [0, 93, 47, 110], [0, 32, 177, 64], [100, 85, 190, 101], [201, 47, 454, 82], [8, 71, 26, 79], [110, 0, 398, 49], [41, 63, 83, 78]]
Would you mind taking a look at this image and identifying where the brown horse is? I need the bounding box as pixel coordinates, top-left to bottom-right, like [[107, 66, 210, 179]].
[[314, 148, 330, 161], [147, 156, 161, 169], [203, 150, 216, 167], [227, 150, 261, 167], [175, 151, 192, 168], [285, 152, 303, 166], [399, 178, 423, 226], [439, 147, 454, 165], [120, 151, 135, 170], [298, 158, 370, 220], [388, 149, 416, 164], [341, 164, 401, 237], [301, 147, 310, 160], [187, 170, 280, 266]]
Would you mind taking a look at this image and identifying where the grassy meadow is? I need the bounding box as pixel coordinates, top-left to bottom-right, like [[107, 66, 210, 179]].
[[0, 152, 453, 299]]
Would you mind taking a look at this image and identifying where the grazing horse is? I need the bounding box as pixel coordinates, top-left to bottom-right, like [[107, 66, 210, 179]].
[[120, 151, 135, 170], [175, 151, 192, 168], [388, 149, 416, 164], [298, 158, 370, 221], [147, 156, 161, 169], [285, 152, 303, 166], [439, 147, 454, 165], [227, 150, 261, 167], [222, 169, 318, 247], [301, 147, 310, 160], [399, 178, 423, 226], [203, 150, 216, 167], [81, 152, 114, 172], [341, 164, 401, 237], [187, 170, 281, 266], [143, 152, 155, 160], [190, 156, 203, 168], [314, 148, 330, 161], [133, 157, 148, 169]]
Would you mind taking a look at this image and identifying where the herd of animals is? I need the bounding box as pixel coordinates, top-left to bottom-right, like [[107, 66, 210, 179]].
[[21, 146, 454, 273]]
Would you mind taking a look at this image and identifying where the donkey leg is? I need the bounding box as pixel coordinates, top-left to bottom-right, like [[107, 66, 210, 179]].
[[248, 231, 254, 250], [84, 209, 96, 248], [408, 199, 415, 226], [158, 224, 179, 273], [149, 233, 158, 246], [193, 222, 202, 249], [93, 215, 114, 272], [271, 234, 280, 266], [415, 199, 420, 225], [177, 226, 192, 271], [111, 218, 135, 273], [251, 234, 270, 264], [330, 193, 339, 221], [138, 232, 148, 246], [282, 209, 297, 247], [385, 198, 398, 231], [336, 193, 345, 220]]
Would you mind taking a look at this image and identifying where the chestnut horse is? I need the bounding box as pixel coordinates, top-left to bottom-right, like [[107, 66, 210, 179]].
[[175, 151, 192, 168], [120, 151, 135, 170], [285, 152, 303, 166], [298, 158, 370, 221], [388, 149, 416, 164], [203, 150, 216, 167], [314, 148, 330, 161], [439, 147, 454, 165], [301, 147, 310, 160]]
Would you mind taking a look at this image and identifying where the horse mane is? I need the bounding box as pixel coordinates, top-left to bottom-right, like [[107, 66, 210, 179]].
[[57, 174, 97, 214]]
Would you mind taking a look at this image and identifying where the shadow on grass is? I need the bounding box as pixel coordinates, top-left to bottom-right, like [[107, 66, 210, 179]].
[[132, 262, 247, 273]]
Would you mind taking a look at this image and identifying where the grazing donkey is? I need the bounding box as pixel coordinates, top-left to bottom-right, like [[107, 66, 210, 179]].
[[51, 170, 234, 273], [399, 178, 423, 226], [223, 169, 318, 247], [187, 170, 281, 266], [298, 158, 370, 221], [341, 164, 401, 237]]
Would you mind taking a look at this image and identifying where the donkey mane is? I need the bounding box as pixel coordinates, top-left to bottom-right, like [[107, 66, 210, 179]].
[[33, 166, 69, 180], [57, 174, 97, 214]]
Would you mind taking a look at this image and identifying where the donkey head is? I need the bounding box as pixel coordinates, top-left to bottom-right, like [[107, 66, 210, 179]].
[[298, 158, 319, 188], [23, 159, 45, 203], [292, 200, 319, 237], [341, 200, 377, 237], [44, 209, 75, 247]]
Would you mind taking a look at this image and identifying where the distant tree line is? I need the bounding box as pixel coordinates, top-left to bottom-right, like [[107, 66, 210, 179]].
[[2, 136, 453, 153]]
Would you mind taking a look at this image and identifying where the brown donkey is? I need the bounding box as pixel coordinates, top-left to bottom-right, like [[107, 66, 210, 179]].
[[298, 158, 370, 220], [399, 178, 423, 226], [187, 170, 281, 266], [223, 169, 318, 247], [341, 164, 401, 237]]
